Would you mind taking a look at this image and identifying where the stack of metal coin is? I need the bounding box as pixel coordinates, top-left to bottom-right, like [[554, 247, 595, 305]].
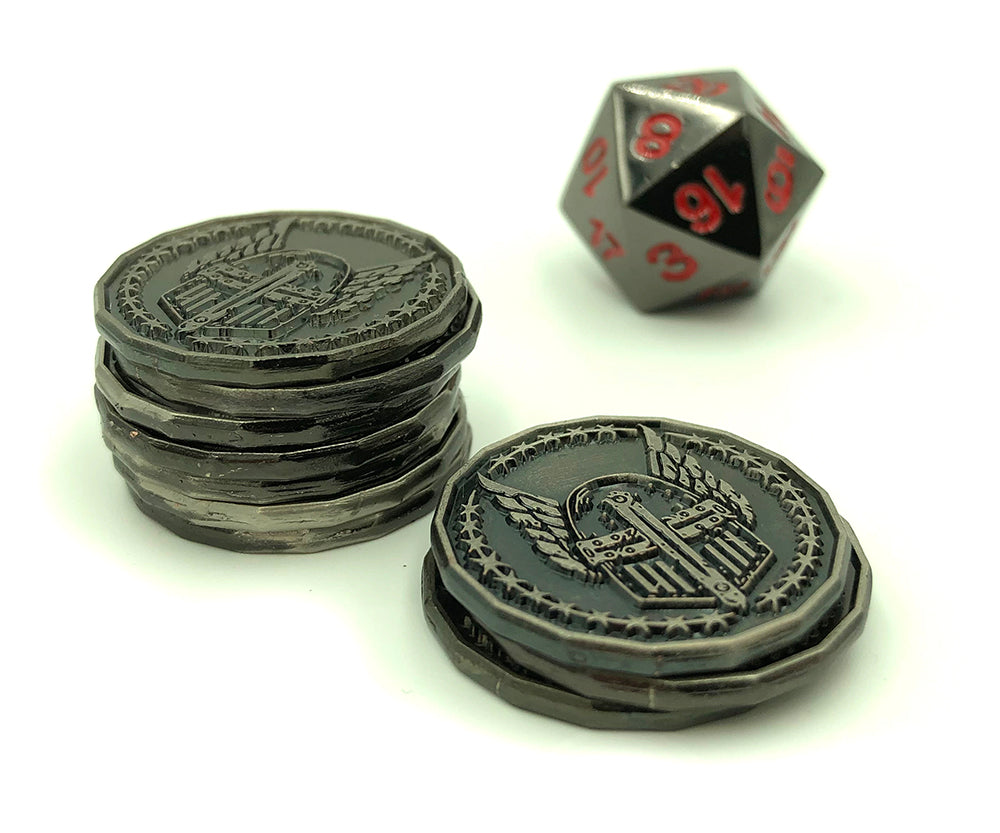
[[93, 212, 481, 553], [426, 416, 871, 729]]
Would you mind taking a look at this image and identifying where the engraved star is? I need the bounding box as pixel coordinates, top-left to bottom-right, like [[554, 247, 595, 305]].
[[685, 434, 710, 451], [755, 586, 789, 615], [782, 574, 811, 596], [547, 600, 579, 624], [794, 517, 821, 536], [510, 441, 537, 461], [624, 617, 653, 639], [750, 461, 783, 489], [456, 495, 480, 522], [536, 431, 563, 449], [519, 587, 551, 611], [771, 480, 799, 501], [792, 552, 823, 576], [662, 616, 692, 638], [796, 532, 823, 553], [474, 551, 506, 581], [781, 495, 813, 518], [488, 453, 518, 476], [594, 424, 618, 442], [700, 612, 733, 635], [728, 449, 758, 469], [423, 265, 446, 287], [495, 571, 524, 596], [584, 610, 613, 633], [462, 529, 489, 550], [565, 427, 590, 445], [708, 441, 739, 460]]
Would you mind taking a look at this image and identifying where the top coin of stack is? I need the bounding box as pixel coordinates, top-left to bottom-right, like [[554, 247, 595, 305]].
[[93, 211, 481, 553]]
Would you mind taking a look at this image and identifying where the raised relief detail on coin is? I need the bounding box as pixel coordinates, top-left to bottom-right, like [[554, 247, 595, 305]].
[[109, 215, 454, 357], [433, 417, 850, 675]]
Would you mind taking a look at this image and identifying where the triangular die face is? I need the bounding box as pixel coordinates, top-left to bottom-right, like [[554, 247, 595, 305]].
[[561, 92, 628, 239], [745, 115, 824, 257], [628, 120, 762, 258], [613, 84, 740, 204], [631, 69, 749, 111], [610, 204, 757, 311], [735, 75, 809, 153]]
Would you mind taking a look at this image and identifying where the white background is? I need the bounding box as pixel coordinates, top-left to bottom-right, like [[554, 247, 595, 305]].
[[2, 2, 994, 830]]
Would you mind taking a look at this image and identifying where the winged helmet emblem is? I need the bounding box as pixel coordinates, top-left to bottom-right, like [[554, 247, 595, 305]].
[[478, 426, 775, 614]]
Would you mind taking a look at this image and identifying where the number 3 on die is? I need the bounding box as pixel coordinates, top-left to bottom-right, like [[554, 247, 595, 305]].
[[647, 242, 698, 282]]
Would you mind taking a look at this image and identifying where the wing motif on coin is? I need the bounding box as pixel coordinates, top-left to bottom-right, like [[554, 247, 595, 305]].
[[156, 218, 438, 348], [479, 425, 776, 615], [475, 475, 602, 584]]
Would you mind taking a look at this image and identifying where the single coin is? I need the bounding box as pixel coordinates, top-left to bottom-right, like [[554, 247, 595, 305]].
[[421, 553, 751, 730], [95, 212, 468, 386], [432, 416, 859, 679], [108, 292, 481, 417], [489, 529, 871, 712], [96, 381, 460, 483]]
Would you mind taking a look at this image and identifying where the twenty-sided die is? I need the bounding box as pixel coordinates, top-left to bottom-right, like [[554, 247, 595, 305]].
[[561, 70, 823, 311]]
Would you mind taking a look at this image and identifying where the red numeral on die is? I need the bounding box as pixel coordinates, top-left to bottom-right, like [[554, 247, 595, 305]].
[[632, 113, 683, 160], [647, 242, 698, 282], [765, 146, 796, 213], [581, 137, 609, 197], [589, 219, 625, 261], [757, 99, 792, 141], [675, 166, 746, 235], [663, 77, 729, 98]]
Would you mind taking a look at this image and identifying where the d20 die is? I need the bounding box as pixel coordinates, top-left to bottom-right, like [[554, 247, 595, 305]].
[[561, 70, 823, 312]]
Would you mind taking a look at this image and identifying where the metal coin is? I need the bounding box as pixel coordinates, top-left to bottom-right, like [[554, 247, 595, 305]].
[[104, 400, 467, 505], [96, 383, 461, 484], [432, 416, 863, 679], [116, 417, 471, 534], [421, 553, 751, 730], [107, 292, 481, 418], [489, 526, 871, 713], [122, 429, 471, 553], [96, 340, 462, 449], [95, 212, 469, 386], [128, 477, 459, 554]]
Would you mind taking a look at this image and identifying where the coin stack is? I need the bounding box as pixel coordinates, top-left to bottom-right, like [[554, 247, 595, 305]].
[[425, 416, 871, 729], [93, 212, 481, 553]]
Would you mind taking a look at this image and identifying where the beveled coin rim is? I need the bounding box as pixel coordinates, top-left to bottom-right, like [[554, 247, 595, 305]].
[[104, 398, 468, 505], [118, 416, 472, 531], [431, 415, 854, 677], [97, 382, 461, 471], [125, 436, 472, 555], [104, 291, 481, 418], [94, 211, 469, 381], [96, 342, 463, 451], [492, 529, 870, 711], [421, 552, 752, 731]]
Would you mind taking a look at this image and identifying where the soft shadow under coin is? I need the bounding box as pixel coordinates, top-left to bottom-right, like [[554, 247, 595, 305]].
[[44, 400, 509, 712], [45, 402, 886, 749]]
